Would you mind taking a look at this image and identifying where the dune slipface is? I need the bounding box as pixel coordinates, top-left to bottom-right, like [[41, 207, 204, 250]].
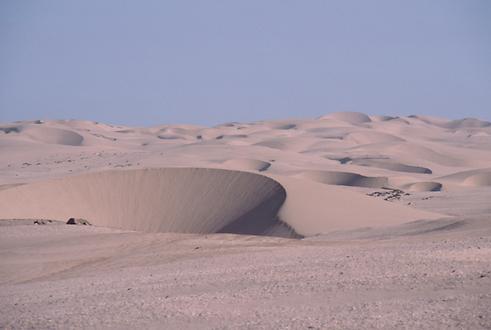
[[0, 168, 293, 236], [299, 170, 388, 188]]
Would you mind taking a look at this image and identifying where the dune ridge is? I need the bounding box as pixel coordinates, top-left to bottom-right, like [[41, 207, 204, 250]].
[[405, 181, 443, 192], [298, 170, 388, 188]]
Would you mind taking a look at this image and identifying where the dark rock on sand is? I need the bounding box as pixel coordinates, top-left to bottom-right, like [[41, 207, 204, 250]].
[[66, 218, 91, 225]]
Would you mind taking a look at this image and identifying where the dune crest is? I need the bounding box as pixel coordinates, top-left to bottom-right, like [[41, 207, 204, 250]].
[[405, 181, 443, 192], [222, 159, 271, 172], [0, 125, 84, 146], [319, 112, 372, 124]]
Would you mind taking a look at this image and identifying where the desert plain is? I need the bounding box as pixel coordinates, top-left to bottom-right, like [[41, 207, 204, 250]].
[[1, 112, 490, 329]]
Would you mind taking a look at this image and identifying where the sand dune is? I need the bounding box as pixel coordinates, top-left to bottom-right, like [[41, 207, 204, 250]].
[[298, 170, 388, 188], [254, 137, 316, 152], [222, 159, 271, 172], [0, 125, 84, 146], [319, 111, 372, 124], [347, 158, 432, 174], [346, 131, 406, 144], [0, 165, 445, 238], [267, 122, 298, 130], [385, 143, 465, 167], [438, 168, 491, 187], [0, 168, 295, 237], [463, 172, 491, 187], [442, 118, 491, 129], [274, 175, 441, 236], [405, 181, 443, 192]]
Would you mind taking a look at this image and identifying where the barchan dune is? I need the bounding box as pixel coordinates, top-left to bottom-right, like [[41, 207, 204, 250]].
[[297, 170, 388, 188], [0, 168, 294, 237], [0, 166, 442, 238]]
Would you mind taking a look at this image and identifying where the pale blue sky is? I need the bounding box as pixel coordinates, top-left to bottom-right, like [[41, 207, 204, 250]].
[[1, 0, 490, 126]]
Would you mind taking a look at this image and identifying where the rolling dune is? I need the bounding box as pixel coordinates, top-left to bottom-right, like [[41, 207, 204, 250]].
[[319, 111, 372, 124], [1, 125, 84, 146], [349, 158, 432, 174], [438, 168, 491, 187], [405, 181, 443, 192], [274, 175, 441, 236], [298, 170, 388, 188], [222, 159, 271, 172]]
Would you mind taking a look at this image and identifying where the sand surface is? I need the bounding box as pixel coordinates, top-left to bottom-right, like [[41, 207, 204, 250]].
[[1, 113, 491, 328]]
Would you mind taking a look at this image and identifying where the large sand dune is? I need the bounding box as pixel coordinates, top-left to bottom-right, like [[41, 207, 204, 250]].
[[0, 168, 293, 236]]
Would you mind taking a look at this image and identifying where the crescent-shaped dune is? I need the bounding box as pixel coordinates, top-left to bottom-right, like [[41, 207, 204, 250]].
[[0, 168, 294, 237], [222, 159, 271, 172], [21, 126, 84, 146], [442, 118, 491, 129], [438, 168, 491, 187], [320, 112, 372, 124], [0, 125, 84, 146], [406, 181, 443, 192], [350, 158, 432, 174], [463, 172, 491, 187], [298, 170, 388, 188]]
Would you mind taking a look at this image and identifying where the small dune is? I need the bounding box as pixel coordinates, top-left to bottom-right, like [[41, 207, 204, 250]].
[[21, 126, 84, 146], [442, 118, 491, 129], [463, 172, 491, 187], [268, 122, 298, 130], [406, 182, 443, 192], [386, 144, 464, 167], [0, 126, 21, 134], [298, 170, 388, 188], [350, 158, 432, 174], [274, 175, 441, 236], [346, 131, 406, 144], [370, 115, 399, 121], [222, 159, 271, 172], [320, 112, 372, 124], [157, 134, 185, 140], [215, 134, 248, 140], [254, 137, 316, 152], [438, 168, 491, 187]]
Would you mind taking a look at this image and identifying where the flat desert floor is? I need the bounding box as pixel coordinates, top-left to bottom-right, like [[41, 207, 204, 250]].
[[1, 112, 491, 329]]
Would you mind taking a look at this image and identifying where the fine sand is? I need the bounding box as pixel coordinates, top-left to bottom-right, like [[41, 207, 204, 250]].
[[1, 112, 491, 329]]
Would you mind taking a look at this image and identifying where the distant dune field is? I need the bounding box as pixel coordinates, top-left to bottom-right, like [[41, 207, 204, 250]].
[[3, 111, 490, 236]]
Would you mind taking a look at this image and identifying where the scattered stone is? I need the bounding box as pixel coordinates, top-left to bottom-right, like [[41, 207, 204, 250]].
[[33, 219, 53, 225], [367, 188, 409, 201], [479, 272, 489, 279], [66, 218, 91, 225]]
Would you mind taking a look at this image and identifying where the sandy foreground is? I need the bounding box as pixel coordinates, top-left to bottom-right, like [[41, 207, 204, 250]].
[[1, 112, 491, 329]]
